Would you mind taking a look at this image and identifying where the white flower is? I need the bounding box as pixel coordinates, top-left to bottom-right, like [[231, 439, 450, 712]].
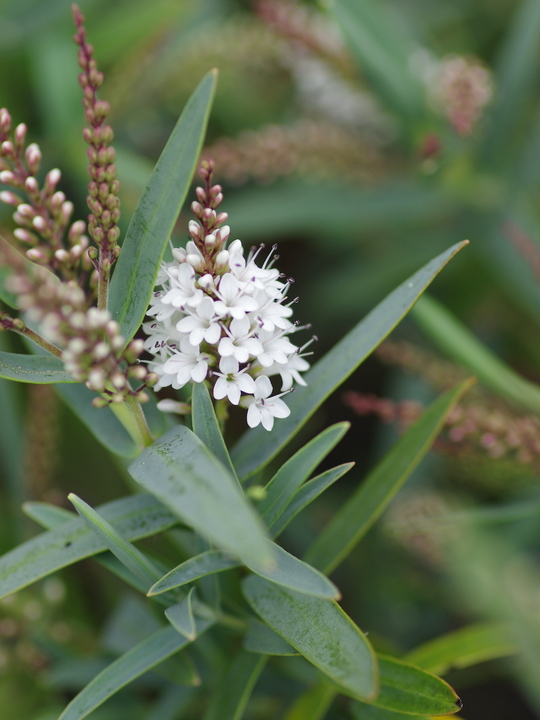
[[213, 356, 256, 405], [242, 375, 291, 431], [213, 274, 259, 319], [160, 337, 210, 389], [260, 352, 310, 391], [253, 290, 294, 332], [160, 262, 204, 309], [175, 296, 222, 346], [218, 316, 263, 363], [256, 328, 298, 367]]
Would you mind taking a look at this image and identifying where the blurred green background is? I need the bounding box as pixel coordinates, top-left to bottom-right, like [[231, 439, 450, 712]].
[[3, 0, 540, 718]]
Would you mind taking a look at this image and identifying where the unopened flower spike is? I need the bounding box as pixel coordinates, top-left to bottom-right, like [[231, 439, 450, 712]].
[[145, 159, 311, 430]]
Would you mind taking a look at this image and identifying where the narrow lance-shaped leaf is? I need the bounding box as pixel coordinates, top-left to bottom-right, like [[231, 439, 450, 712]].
[[305, 379, 473, 575], [24, 501, 175, 608], [271, 463, 354, 539], [404, 622, 516, 676], [245, 543, 339, 600], [231, 241, 468, 480], [242, 575, 378, 701], [258, 422, 350, 527], [203, 650, 267, 720], [68, 494, 161, 588], [58, 621, 212, 720], [412, 293, 540, 415], [108, 70, 217, 343], [165, 588, 196, 641], [128, 425, 274, 573], [191, 381, 238, 481], [0, 351, 74, 384], [148, 550, 240, 597], [331, 0, 426, 120], [357, 656, 462, 716], [244, 619, 299, 656], [0, 494, 176, 599]]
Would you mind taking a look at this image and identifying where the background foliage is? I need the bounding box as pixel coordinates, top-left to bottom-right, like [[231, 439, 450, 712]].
[[2, 0, 540, 718]]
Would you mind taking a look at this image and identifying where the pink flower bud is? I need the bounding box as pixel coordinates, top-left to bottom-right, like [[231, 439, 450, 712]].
[[61, 201, 74, 224], [0, 108, 11, 134], [13, 228, 37, 245], [68, 220, 86, 241], [25, 143, 42, 174], [14, 123, 27, 147], [51, 191, 66, 211], [0, 190, 21, 206], [45, 168, 62, 192], [1, 141, 15, 158], [32, 216, 48, 233], [54, 249, 70, 263], [24, 176, 39, 195], [16, 203, 33, 219], [216, 212, 228, 224], [195, 186, 207, 203], [204, 233, 217, 247], [0, 170, 17, 185], [215, 250, 229, 267], [26, 248, 46, 263]]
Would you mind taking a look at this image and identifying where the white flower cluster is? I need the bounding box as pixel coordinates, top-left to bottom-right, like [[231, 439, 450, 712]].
[[144, 162, 311, 431]]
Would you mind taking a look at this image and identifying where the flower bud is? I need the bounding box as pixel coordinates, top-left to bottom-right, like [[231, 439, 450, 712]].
[[54, 249, 70, 264], [127, 365, 147, 381], [191, 201, 203, 217], [32, 216, 48, 233], [92, 396, 110, 408], [25, 143, 42, 174], [0, 170, 18, 186], [1, 141, 15, 158], [204, 233, 217, 247], [187, 253, 204, 270], [14, 123, 27, 147], [26, 248, 47, 263], [24, 176, 39, 195], [0, 108, 11, 134], [68, 220, 86, 241], [216, 212, 229, 224], [45, 168, 62, 192], [188, 220, 201, 240], [13, 228, 37, 245], [0, 190, 21, 206], [215, 250, 229, 267]]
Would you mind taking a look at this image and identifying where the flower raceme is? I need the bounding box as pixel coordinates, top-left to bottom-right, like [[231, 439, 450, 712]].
[[144, 160, 311, 430]]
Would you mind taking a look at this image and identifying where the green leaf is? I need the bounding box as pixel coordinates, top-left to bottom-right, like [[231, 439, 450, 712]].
[[108, 70, 217, 343], [481, 0, 540, 170], [284, 680, 336, 720], [55, 383, 138, 457], [148, 550, 240, 596], [370, 656, 462, 716], [258, 422, 350, 528], [68, 494, 161, 588], [23, 502, 75, 528], [242, 575, 377, 701], [203, 650, 267, 720], [243, 619, 299, 656], [245, 543, 340, 600], [231, 241, 468, 480], [350, 705, 429, 720], [165, 588, 196, 641], [58, 621, 212, 720], [404, 622, 516, 676], [271, 464, 354, 539], [330, 0, 426, 120], [0, 494, 176, 599], [412, 293, 540, 415], [191, 381, 238, 481], [305, 379, 473, 574], [0, 351, 74, 383], [128, 425, 274, 573]]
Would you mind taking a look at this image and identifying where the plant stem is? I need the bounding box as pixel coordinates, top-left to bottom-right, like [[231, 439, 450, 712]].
[[110, 394, 154, 450], [97, 263, 109, 311], [17, 326, 63, 358]]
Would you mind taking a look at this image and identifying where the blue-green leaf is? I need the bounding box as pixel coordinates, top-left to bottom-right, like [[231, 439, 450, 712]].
[[258, 422, 350, 528], [244, 619, 299, 656], [412, 293, 540, 415], [0, 351, 73, 383], [58, 621, 212, 720], [305, 379, 473, 574], [165, 588, 196, 641], [242, 575, 377, 701], [108, 70, 217, 343], [148, 550, 240, 597], [0, 494, 176, 599], [191, 381, 237, 481], [203, 650, 267, 720], [68, 494, 161, 588], [128, 425, 274, 573], [231, 241, 468, 480], [271, 464, 354, 539], [284, 680, 337, 720]]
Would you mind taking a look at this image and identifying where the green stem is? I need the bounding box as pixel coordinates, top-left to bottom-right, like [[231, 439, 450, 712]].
[[110, 394, 154, 450], [17, 326, 63, 358], [97, 262, 109, 311]]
